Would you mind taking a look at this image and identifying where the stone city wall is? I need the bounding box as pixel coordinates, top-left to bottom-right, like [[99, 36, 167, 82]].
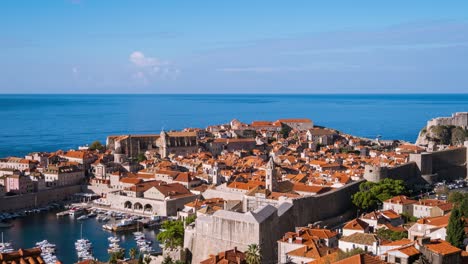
[[0, 185, 82, 212], [187, 180, 363, 264], [364, 147, 467, 185]]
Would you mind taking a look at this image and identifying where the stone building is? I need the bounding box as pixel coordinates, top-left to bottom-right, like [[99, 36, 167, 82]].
[[106, 181, 198, 216], [107, 131, 200, 160], [43, 164, 85, 187], [426, 112, 468, 129], [107, 134, 160, 159], [0, 157, 37, 171], [208, 138, 257, 156], [277, 119, 314, 131], [157, 131, 199, 158]]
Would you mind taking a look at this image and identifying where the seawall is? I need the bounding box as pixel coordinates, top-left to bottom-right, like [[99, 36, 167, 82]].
[[0, 185, 82, 212]]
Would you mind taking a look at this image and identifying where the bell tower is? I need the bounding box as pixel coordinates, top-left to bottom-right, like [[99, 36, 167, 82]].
[[266, 157, 277, 192]]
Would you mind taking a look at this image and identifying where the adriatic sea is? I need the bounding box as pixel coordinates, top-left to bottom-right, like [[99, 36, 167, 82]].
[[0, 94, 467, 157]]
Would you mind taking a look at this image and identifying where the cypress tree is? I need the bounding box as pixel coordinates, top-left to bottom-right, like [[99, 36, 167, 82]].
[[447, 207, 466, 249]]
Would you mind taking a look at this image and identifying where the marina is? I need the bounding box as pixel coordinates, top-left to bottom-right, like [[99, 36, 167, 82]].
[[0, 208, 161, 263]]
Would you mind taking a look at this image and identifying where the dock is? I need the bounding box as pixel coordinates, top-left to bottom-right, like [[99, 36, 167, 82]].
[[56, 211, 69, 217]]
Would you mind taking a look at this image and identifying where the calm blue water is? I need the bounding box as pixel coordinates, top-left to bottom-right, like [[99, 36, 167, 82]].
[[0, 94, 467, 157], [1, 211, 159, 264]]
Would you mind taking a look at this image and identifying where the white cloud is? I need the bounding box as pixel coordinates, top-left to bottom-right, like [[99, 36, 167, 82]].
[[129, 51, 162, 67], [129, 51, 180, 84]]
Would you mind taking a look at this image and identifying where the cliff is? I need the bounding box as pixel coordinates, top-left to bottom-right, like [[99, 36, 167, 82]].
[[416, 125, 468, 146]]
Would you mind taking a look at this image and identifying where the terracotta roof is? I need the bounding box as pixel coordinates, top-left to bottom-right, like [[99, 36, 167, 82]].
[[339, 233, 378, 246], [416, 199, 451, 207], [384, 195, 417, 205], [343, 218, 369, 231], [333, 253, 387, 264], [380, 209, 401, 220], [423, 239, 462, 256], [200, 247, 246, 264], [292, 183, 331, 194], [287, 242, 337, 260], [213, 138, 256, 143], [251, 121, 281, 127], [167, 131, 197, 137], [278, 118, 312, 123], [388, 244, 420, 257], [307, 252, 339, 264], [152, 182, 193, 198], [382, 238, 412, 247], [120, 177, 143, 184], [416, 214, 450, 227], [0, 248, 45, 263], [185, 198, 225, 210]]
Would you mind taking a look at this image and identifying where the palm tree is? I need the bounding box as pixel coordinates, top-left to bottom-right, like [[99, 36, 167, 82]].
[[157, 220, 184, 248], [108, 252, 118, 264], [129, 248, 138, 260], [245, 244, 262, 264], [144, 254, 152, 264]]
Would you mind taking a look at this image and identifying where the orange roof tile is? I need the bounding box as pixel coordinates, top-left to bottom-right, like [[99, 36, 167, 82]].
[[424, 239, 462, 255]]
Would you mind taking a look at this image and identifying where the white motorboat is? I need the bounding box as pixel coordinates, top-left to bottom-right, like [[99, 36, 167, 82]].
[[77, 215, 89, 221]]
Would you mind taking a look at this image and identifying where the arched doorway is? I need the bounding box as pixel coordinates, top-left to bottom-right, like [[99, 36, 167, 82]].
[[144, 204, 153, 213], [124, 201, 132, 209], [134, 202, 143, 210]]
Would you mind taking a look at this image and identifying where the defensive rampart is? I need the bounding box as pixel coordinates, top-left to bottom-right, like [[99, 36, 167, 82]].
[[364, 147, 467, 185], [0, 185, 82, 212], [186, 180, 363, 264]]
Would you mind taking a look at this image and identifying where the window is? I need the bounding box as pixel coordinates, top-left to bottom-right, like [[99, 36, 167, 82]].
[[395, 257, 401, 263]]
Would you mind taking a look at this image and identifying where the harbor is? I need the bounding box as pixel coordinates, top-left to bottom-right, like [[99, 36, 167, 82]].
[[0, 207, 161, 263]]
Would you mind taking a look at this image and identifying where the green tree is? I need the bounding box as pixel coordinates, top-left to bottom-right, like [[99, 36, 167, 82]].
[[448, 192, 465, 204], [108, 252, 118, 264], [448, 192, 468, 217], [352, 178, 406, 211], [137, 153, 147, 162], [280, 125, 292, 139], [138, 254, 144, 264], [451, 127, 466, 145], [245, 244, 262, 264], [129, 248, 138, 260], [89, 140, 105, 151], [162, 256, 173, 264], [401, 212, 418, 223], [376, 228, 408, 241], [144, 255, 152, 264], [185, 215, 196, 225], [157, 220, 185, 249], [447, 207, 466, 248], [430, 126, 451, 145], [459, 198, 468, 218]]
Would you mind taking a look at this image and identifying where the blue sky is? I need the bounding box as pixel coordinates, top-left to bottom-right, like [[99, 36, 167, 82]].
[[1, 0, 468, 93]]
